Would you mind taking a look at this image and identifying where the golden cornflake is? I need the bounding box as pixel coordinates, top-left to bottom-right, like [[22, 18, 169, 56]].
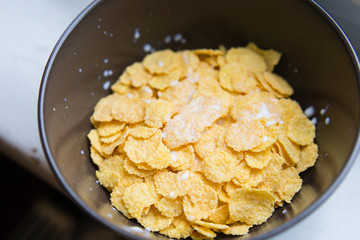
[[256, 153, 285, 192], [145, 99, 175, 128], [194, 124, 223, 159], [233, 161, 252, 188], [217, 187, 231, 203], [181, 50, 200, 72], [110, 186, 133, 219], [190, 230, 214, 240], [125, 62, 152, 87], [277, 131, 300, 166], [100, 131, 123, 144], [206, 204, 229, 224], [88, 129, 103, 156], [138, 206, 174, 231], [124, 134, 160, 164], [182, 196, 202, 222], [245, 148, 272, 169], [92, 93, 122, 122], [194, 48, 224, 68], [225, 47, 267, 72], [221, 222, 251, 236], [287, 114, 315, 146], [139, 85, 154, 99], [195, 63, 232, 103], [229, 188, 275, 225], [111, 81, 129, 95], [147, 141, 172, 169], [154, 197, 183, 218], [225, 119, 277, 152], [123, 182, 159, 219], [202, 148, 237, 183], [102, 126, 130, 156], [128, 125, 159, 138], [169, 144, 195, 171], [124, 158, 155, 177], [90, 146, 104, 166], [194, 48, 224, 56], [219, 62, 258, 93], [192, 225, 216, 238], [95, 155, 128, 191], [279, 98, 304, 123], [160, 217, 194, 239], [246, 42, 281, 72], [263, 72, 294, 97], [276, 167, 302, 203], [97, 121, 126, 137], [143, 49, 183, 74], [296, 143, 318, 173], [230, 91, 281, 122], [193, 173, 223, 195], [188, 155, 203, 173], [184, 177, 218, 221], [149, 69, 182, 90], [124, 133, 171, 169], [250, 122, 279, 152], [111, 97, 146, 124], [194, 220, 229, 230], [159, 79, 196, 112], [109, 173, 143, 217], [154, 170, 193, 198]]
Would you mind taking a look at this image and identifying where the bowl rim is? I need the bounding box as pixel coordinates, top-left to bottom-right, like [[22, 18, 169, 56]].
[[38, 0, 360, 239]]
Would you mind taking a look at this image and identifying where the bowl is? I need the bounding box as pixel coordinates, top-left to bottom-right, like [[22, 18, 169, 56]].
[[38, 0, 360, 239]]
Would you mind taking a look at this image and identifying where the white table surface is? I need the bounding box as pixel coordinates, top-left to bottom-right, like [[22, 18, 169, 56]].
[[1, 0, 359, 239]]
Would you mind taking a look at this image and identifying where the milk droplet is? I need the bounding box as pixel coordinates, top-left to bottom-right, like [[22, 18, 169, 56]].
[[103, 80, 111, 90], [143, 43, 152, 52], [265, 120, 276, 127], [164, 35, 172, 44], [174, 33, 183, 42], [170, 151, 177, 161], [325, 117, 330, 125], [311, 117, 317, 125], [179, 171, 190, 181], [320, 105, 329, 115], [133, 28, 140, 41], [128, 226, 145, 233], [304, 106, 315, 118]]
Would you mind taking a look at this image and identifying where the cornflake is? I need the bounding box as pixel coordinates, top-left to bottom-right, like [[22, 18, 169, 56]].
[[88, 44, 318, 239]]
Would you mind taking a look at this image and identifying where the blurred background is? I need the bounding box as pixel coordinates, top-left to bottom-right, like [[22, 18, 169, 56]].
[[0, 0, 359, 239]]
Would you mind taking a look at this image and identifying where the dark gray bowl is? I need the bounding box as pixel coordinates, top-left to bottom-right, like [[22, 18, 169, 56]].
[[38, 0, 360, 239]]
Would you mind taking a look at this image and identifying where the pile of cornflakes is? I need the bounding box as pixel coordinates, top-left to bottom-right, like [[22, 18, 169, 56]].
[[88, 43, 318, 239]]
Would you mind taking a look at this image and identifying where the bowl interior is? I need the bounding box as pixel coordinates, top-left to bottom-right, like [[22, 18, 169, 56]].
[[39, 0, 360, 239]]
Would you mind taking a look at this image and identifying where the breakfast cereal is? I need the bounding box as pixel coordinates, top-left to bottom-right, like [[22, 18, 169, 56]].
[[88, 43, 318, 239]]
